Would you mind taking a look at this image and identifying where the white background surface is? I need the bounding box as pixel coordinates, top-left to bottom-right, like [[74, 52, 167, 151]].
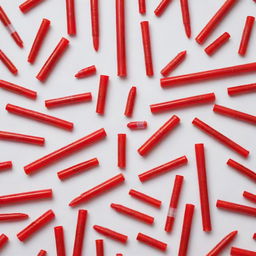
[[0, 0, 255, 255]]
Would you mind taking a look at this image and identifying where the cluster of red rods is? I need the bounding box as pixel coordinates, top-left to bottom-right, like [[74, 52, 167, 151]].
[[0, 0, 256, 255]]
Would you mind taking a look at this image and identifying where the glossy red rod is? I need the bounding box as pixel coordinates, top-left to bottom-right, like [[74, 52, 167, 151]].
[[93, 225, 128, 243], [124, 86, 136, 117], [243, 191, 256, 204], [28, 18, 50, 64], [19, 0, 45, 13], [180, 0, 191, 38], [137, 232, 167, 251], [0, 161, 12, 171], [231, 247, 256, 256], [36, 37, 69, 82], [37, 250, 47, 256], [91, 0, 99, 50], [253, 233, 256, 240], [154, 0, 172, 16], [17, 209, 55, 241], [73, 210, 87, 256], [161, 62, 256, 87], [66, 0, 76, 35], [195, 0, 237, 44], [138, 0, 146, 14], [127, 121, 147, 130], [165, 175, 184, 232], [96, 239, 104, 256], [140, 21, 153, 77], [138, 115, 180, 156], [139, 156, 187, 182], [238, 16, 255, 56], [54, 226, 66, 256], [96, 75, 109, 115], [150, 93, 215, 113], [0, 234, 8, 249], [24, 128, 106, 175], [118, 134, 126, 169], [0, 50, 18, 74], [192, 118, 249, 158], [0, 213, 28, 221], [57, 158, 99, 180], [69, 173, 125, 206], [75, 65, 96, 78], [6, 104, 73, 131], [228, 83, 256, 96]]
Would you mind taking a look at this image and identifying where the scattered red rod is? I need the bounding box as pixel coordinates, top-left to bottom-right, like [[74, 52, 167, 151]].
[[204, 32, 230, 56], [253, 233, 256, 240], [66, 0, 76, 35], [138, 115, 180, 156], [206, 230, 238, 256], [0, 234, 8, 249], [0, 50, 17, 74], [37, 250, 47, 256], [195, 0, 238, 44], [118, 134, 126, 169], [178, 204, 195, 256], [69, 173, 125, 206], [161, 50, 186, 77], [238, 16, 255, 56], [0, 6, 23, 47], [161, 62, 256, 88], [150, 93, 215, 113], [140, 21, 154, 77], [111, 203, 154, 224], [93, 225, 128, 243], [19, 0, 45, 13], [17, 209, 55, 241], [75, 65, 96, 78], [0, 213, 28, 221], [73, 210, 87, 256], [154, 0, 172, 16], [124, 86, 136, 117], [96, 239, 104, 256], [192, 118, 249, 158], [180, 0, 191, 38], [90, 0, 99, 51], [228, 83, 256, 96], [24, 128, 106, 175], [0, 161, 12, 171], [127, 121, 147, 130], [138, 0, 146, 14], [136, 232, 167, 251], [54, 226, 66, 256], [96, 75, 109, 115], [116, 0, 126, 77], [165, 175, 184, 233], [129, 189, 162, 208], [6, 104, 73, 131], [243, 191, 256, 204], [139, 155, 188, 182], [28, 18, 50, 64], [57, 158, 99, 180], [230, 247, 256, 256], [36, 37, 69, 82]]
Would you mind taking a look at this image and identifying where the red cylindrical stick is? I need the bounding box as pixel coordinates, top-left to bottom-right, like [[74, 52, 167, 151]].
[[57, 158, 99, 180], [195, 0, 237, 44], [138, 0, 146, 14], [154, 0, 172, 16], [118, 134, 126, 169], [6, 104, 73, 131], [19, 0, 45, 13], [24, 128, 106, 175], [231, 247, 256, 256], [124, 86, 136, 117], [36, 37, 69, 82], [139, 156, 188, 182], [138, 115, 180, 156], [150, 93, 215, 113], [96, 75, 109, 115], [0, 50, 18, 74], [238, 16, 255, 56], [204, 32, 230, 56], [140, 21, 153, 77], [129, 189, 161, 208], [66, 0, 76, 35], [73, 210, 87, 256], [96, 239, 104, 256], [37, 250, 47, 256], [253, 233, 256, 240], [206, 230, 238, 256], [180, 0, 191, 38], [75, 65, 96, 78], [243, 191, 256, 204], [165, 175, 184, 232], [69, 173, 125, 206], [136, 232, 167, 251], [192, 118, 249, 158], [0, 161, 12, 171], [17, 210, 55, 241], [127, 121, 147, 130], [93, 225, 128, 243], [28, 18, 50, 64], [91, 0, 99, 51], [116, 0, 126, 77], [0, 234, 8, 249], [54, 226, 66, 256], [161, 50, 186, 77], [228, 83, 256, 96], [0, 213, 28, 221], [178, 204, 195, 256]]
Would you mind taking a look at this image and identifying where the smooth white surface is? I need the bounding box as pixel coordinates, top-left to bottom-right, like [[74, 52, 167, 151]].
[[0, 0, 255, 255]]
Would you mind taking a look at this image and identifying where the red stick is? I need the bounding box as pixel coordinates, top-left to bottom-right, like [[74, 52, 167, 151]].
[[118, 134, 126, 169], [75, 65, 96, 78], [96, 75, 109, 115], [136, 232, 167, 251], [127, 121, 147, 130], [91, 0, 99, 51], [0, 213, 28, 221], [253, 233, 256, 240], [54, 226, 66, 256], [0, 50, 17, 74], [243, 191, 256, 204], [96, 239, 104, 256], [138, 0, 146, 14], [154, 0, 172, 17], [230, 247, 256, 256], [37, 250, 47, 256], [180, 0, 191, 38], [228, 83, 256, 96], [124, 86, 136, 117], [0, 161, 12, 171], [0, 234, 8, 249], [66, 0, 76, 35], [19, 0, 45, 13]]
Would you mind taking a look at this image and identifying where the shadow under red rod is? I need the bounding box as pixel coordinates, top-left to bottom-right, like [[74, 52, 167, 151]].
[[0, 234, 8, 249], [54, 226, 66, 256], [118, 134, 126, 169], [0, 161, 12, 171], [136, 232, 167, 251], [90, 0, 99, 51], [19, 0, 45, 13], [243, 191, 256, 204], [228, 83, 256, 96], [0, 50, 18, 74], [96, 75, 109, 115], [37, 250, 47, 256], [231, 247, 256, 256], [124, 86, 136, 117], [66, 0, 76, 35], [138, 0, 146, 14], [75, 65, 96, 78], [180, 0, 191, 38], [154, 0, 172, 17], [0, 213, 28, 221], [96, 239, 104, 256]]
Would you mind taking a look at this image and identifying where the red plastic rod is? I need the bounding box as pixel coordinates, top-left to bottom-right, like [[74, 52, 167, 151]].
[[66, 0, 76, 35], [231, 247, 256, 256], [96, 75, 109, 115], [243, 191, 256, 204], [19, 0, 45, 13], [127, 121, 147, 130], [57, 158, 99, 180], [138, 115, 180, 156], [0, 161, 12, 171], [165, 175, 184, 233], [204, 32, 230, 56], [138, 0, 146, 14], [192, 118, 249, 158], [91, 0, 99, 50], [36, 37, 69, 82], [253, 233, 256, 240], [195, 0, 237, 44], [140, 21, 153, 77], [195, 144, 211, 232], [6, 104, 73, 131], [124, 86, 136, 117], [118, 134, 126, 169], [75, 65, 96, 78], [37, 250, 47, 256], [136, 232, 167, 251], [129, 189, 161, 208], [161, 50, 186, 77], [96, 239, 104, 256], [139, 156, 187, 182], [0, 234, 8, 249], [73, 210, 87, 256], [0, 50, 17, 74], [0, 6, 23, 47], [180, 0, 191, 38], [24, 128, 106, 175], [93, 225, 128, 243], [54, 226, 66, 256], [17, 209, 55, 241], [0, 213, 28, 221], [28, 18, 50, 64], [151, 93, 215, 113], [154, 0, 172, 16], [206, 230, 238, 256], [161, 62, 256, 88], [69, 173, 125, 206], [238, 16, 255, 56], [228, 83, 256, 96]]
